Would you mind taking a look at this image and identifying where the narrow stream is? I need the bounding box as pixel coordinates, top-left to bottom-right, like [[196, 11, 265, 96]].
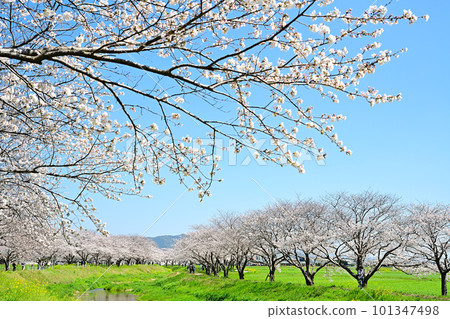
[[80, 288, 137, 301]]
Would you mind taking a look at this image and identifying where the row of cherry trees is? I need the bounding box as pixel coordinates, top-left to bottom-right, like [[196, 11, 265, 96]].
[[0, 227, 163, 270], [173, 191, 450, 295]]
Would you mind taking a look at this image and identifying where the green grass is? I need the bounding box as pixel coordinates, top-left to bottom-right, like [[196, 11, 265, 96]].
[[0, 264, 169, 300], [0, 264, 448, 301], [226, 266, 444, 298], [128, 267, 448, 301]]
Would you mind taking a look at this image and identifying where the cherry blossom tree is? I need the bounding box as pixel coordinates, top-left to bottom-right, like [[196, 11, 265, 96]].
[[212, 241, 235, 278], [174, 226, 222, 276], [0, 0, 427, 232], [122, 235, 160, 265], [173, 213, 253, 278], [0, 217, 21, 270], [202, 226, 235, 278], [210, 212, 254, 279], [61, 239, 78, 265], [23, 230, 64, 269], [399, 204, 450, 296], [276, 199, 329, 286], [0, 194, 58, 270], [320, 191, 405, 288], [243, 206, 285, 282], [160, 248, 179, 266], [88, 233, 109, 265], [0, 219, 55, 270], [171, 238, 192, 267], [193, 225, 222, 276], [55, 231, 161, 266], [70, 230, 97, 265]]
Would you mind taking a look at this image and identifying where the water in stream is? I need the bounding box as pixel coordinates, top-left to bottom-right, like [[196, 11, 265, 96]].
[[80, 288, 137, 301]]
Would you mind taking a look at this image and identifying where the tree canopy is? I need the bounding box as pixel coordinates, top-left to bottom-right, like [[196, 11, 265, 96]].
[[0, 0, 426, 232]]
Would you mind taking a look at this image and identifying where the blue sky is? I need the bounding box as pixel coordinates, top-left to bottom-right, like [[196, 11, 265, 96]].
[[95, 1, 450, 237]]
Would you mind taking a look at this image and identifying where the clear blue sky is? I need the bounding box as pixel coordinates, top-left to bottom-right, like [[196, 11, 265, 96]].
[[95, 1, 450, 237]]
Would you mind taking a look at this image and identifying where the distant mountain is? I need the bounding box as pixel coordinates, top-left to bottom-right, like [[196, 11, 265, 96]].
[[149, 234, 184, 249]]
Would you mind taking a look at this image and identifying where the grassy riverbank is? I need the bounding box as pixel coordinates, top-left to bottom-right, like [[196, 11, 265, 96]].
[[0, 264, 169, 300], [0, 265, 448, 301]]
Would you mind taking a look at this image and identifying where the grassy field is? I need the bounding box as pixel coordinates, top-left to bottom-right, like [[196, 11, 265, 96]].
[[0, 264, 169, 300], [0, 264, 448, 301]]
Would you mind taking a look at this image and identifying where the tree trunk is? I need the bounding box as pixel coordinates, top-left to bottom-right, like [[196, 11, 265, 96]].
[[236, 259, 247, 280], [212, 264, 219, 276], [269, 270, 275, 282], [304, 273, 314, 286], [299, 266, 315, 286], [4, 263, 9, 271], [362, 278, 368, 289], [441, 272, 447, 296], [266, 267, 275, 282]]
